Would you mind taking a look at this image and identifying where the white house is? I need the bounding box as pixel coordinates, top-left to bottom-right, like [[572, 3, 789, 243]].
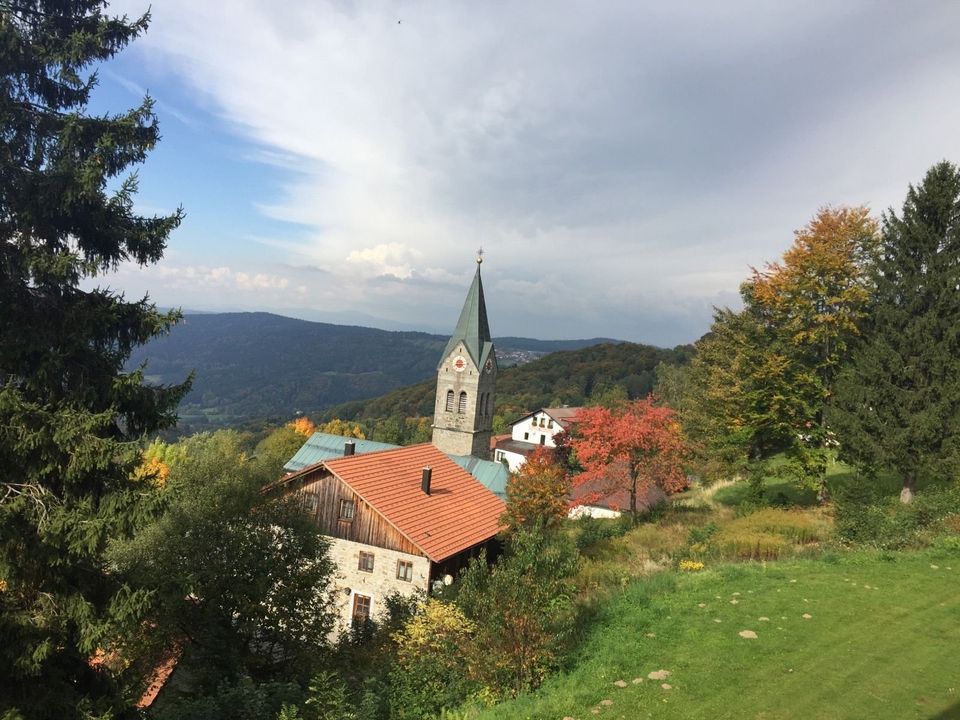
[[492, 407, 583, 471]]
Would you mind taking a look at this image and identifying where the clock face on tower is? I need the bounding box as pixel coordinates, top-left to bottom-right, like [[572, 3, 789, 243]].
[[484, 358, 493, 374], [453, 355, 467, 372]]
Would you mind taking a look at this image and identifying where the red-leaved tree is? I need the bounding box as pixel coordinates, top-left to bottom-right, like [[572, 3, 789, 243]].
[[572, 397, 687, 523]]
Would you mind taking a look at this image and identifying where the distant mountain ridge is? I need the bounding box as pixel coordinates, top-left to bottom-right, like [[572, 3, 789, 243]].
[[129, 312, 627, 433]]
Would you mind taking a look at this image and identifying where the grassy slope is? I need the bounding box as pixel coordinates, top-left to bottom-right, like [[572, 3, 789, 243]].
[[712, 456, 906, 508], [466, 546, 960, 719]]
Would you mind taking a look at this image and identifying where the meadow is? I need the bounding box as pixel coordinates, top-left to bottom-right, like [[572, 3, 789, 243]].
[[455, 469, 960, 720], [462, 545, 960, 720]]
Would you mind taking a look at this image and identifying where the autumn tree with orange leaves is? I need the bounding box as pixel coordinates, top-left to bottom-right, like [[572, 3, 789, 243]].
[[503, 447, 570, 532], [746, 206, 878, 498], [672, 206, 878, 497], [572, 397, 686, 523], [749, 206, 877, 415]]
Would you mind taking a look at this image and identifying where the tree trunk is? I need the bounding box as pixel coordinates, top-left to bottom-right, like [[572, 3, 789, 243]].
[[629, 466, 638, 525], [900, 472, 916, 504], [816, 478, 830, 505]]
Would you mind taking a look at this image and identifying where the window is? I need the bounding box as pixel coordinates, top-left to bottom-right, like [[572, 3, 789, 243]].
[[540, 435, 546, 445], [396, 560, 413, 582], [523, 432, 529, 440], [458, 391, 467, 414], [547, 419, 553, 429], [495, 450, 504, 462], [539, 417, 546, 428], [352, 594, 371, 625], [485, 393, 492, 416], [358, 551, 375, 572], [338, 499, 355, 521], [445, 389, 454, 412], [303, 492, 318, 512], [479, 392, 486, 416]]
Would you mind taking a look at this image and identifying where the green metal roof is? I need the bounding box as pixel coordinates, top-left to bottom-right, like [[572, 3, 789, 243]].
[[283, 433, 399, 472], [283, 432, 508, 498], [449, 454, 508, 498], [438, 261, 494, 370]]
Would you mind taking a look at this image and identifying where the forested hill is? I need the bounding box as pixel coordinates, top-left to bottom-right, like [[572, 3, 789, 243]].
[[324, 341, 694, 425], [128, 312, 624, 433]]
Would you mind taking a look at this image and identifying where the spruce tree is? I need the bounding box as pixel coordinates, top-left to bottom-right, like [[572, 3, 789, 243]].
[[829, 162, 960, 502], [0, 2, 188, 717]]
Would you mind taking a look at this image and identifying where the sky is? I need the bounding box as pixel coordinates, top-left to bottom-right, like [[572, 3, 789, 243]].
[[89, 0, 960, 346]]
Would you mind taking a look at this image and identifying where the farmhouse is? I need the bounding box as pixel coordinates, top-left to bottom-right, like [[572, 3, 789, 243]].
[[279, 443, 504, 631]]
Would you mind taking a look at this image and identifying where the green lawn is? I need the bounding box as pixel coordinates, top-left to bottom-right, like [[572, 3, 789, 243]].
[[462, 546, 960, 720]]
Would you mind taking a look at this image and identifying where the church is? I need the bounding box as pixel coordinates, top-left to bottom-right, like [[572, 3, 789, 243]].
[[274, 255, 508, 630]]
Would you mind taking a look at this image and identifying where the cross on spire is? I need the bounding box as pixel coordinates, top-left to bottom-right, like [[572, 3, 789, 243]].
[[476, 247, 484, 264]]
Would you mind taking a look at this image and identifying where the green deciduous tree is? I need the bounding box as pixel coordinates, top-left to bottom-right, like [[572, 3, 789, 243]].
[[830, 162, 960, 503], [0, 2, 188, 717], [109, 431, 337, 694]]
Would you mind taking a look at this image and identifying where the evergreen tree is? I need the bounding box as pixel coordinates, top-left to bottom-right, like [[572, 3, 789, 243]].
[[0, 2, 188, 717], [829, 162, 960, 503]]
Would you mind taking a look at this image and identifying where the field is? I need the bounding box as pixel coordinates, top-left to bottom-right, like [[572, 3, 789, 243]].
[[463, 545, 960, 719]]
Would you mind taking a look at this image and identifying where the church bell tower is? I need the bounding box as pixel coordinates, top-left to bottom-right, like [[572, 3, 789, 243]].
[[431, 253, 497, 458]]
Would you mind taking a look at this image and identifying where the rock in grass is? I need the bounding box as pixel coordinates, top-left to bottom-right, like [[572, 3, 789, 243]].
[[739, 630, 758, 639], [648, 669, 671, 680]]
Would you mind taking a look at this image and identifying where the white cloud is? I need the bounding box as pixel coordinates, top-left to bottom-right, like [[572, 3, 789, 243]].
[[346, 243, 422, 279], [107, 0, 960, 344]]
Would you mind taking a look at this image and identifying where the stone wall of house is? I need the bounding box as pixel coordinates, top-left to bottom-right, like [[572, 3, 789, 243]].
[[328, 537, 430, 634]]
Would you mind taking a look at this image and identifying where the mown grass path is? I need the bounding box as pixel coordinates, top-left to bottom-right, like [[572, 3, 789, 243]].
[[466, 547, 960, 719]]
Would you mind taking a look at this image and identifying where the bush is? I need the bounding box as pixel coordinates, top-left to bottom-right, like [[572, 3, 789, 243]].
[[457, 526, 580, 697], [834, 482, 960, 549], [389, 600, 477, 720], [687, 522, 718, 545], [576, 514, 631, 549], [156, 676, 301, 720]]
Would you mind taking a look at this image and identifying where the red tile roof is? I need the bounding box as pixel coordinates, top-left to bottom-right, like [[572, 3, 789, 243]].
[[324, 444, 505, 562]]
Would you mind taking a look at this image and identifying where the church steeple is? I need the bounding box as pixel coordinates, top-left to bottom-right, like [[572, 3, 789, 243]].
[[431, 254, 497, 458], [438, 252, 493, 371]]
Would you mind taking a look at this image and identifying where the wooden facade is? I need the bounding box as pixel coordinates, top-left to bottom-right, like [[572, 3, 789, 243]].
[[295, 468, 425, 558]]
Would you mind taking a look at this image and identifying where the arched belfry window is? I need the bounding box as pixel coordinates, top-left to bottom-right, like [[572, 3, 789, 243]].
[[485, 393, 492, 417], [445, 390, 454, 412], [478, 392, 485, 416], [458, 391, 468, 414]]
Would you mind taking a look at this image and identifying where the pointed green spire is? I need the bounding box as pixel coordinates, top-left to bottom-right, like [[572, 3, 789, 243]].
[[439, 255, 494, 369]]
